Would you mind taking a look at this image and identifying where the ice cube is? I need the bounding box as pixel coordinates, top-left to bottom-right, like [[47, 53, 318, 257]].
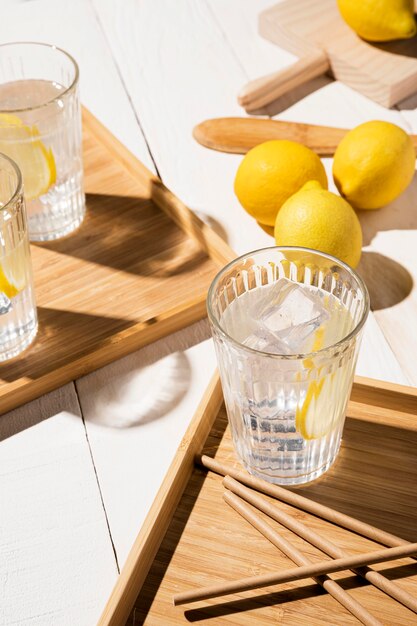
[[243, 328, 292, 355], [247, 279, 330, 354], [0, 292, 12, 315]]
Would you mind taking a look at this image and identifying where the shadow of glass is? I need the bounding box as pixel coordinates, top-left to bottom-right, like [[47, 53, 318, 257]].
[[0, 306, 132, 383], [357, 251, 413, 310], [81, 352, 192, 428], [294, 415, 417, 542], [35, 192, 208, 278]]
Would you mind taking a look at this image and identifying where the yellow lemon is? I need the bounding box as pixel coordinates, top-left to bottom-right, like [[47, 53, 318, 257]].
[[333, 120, 416, 210], [0, 113, 56, 201], [274, 181, 362, 267], [337, 0, 416, 41], [234, 140, 327, 226]]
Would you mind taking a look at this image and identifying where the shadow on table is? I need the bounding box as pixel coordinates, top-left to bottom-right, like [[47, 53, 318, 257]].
[[36, 192, 221, 278], [246, 74, 333, 117], [357, 251, 413, 311], [358, 175, 417, 247]]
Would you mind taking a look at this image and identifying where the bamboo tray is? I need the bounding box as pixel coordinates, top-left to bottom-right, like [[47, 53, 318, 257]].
[[99, 373, 417, 625], [0, 109, 234, 414]]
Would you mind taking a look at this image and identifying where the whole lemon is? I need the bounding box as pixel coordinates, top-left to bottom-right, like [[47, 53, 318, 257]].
[[333, 121, 416, 210], [234, 140, 327, 226], [274, 181, 362, 267], [337, 0, 416, 42]]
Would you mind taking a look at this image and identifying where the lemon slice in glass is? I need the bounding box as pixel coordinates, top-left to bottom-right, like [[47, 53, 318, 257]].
[[0, 113, 56, 201], [0, 242, 28, 299]]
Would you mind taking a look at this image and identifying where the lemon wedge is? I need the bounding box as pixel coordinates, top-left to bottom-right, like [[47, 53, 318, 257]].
[[0, 113, 56, 201], [0, 241, 28, 299], [296, 373, 335, 440]]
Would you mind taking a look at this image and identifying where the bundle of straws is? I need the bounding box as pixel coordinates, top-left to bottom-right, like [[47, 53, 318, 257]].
[[173, 456, 417, 626]]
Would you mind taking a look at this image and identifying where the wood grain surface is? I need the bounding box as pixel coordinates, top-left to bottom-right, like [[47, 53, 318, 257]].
[[0, 110, 220, 414], [127, 382, 417, 625], [257, 0, 417, 108]]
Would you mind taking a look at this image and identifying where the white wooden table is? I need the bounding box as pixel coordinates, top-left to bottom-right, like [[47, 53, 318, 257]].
[[1, 2, 416, 624]]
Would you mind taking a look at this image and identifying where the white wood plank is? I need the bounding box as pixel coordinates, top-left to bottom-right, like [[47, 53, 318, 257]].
[[93, 0, 271, 255], [209, 0, 415, 385], [94, 0, 409, 385], [3, 4, 412, 624], [76, 322, 217, 567], [0, 383, 78, 441], [0, 0, 155, 172], [0, 401, 118, 626]]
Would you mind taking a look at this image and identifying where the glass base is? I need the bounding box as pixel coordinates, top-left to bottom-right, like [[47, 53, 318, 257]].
[[0, 319, 38, 362], [28, 183, 86, 242], [242, 443, 341, 486], [29, 204, 85, 241]]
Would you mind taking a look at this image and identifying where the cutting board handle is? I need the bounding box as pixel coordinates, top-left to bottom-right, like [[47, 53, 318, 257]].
[[238, 50, 330, 112]]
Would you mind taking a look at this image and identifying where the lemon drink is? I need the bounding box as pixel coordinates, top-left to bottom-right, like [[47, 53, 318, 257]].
[[208, 247, 369, 485], [0, 43, 84, 241], [0, 153, 37, 360]]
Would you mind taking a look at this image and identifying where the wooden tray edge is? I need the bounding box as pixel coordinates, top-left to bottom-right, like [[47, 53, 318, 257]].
[[97, 371, 223, 626], [97, 371, 417, 625], [1, 110, 236, 415], [82, 109, 236, 268], [0, 299, 207, 415]]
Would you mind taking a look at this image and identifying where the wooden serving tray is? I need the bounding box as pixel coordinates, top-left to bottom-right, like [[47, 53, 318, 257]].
[[0, 109, 234, 414], [99, 374, 417, 625]]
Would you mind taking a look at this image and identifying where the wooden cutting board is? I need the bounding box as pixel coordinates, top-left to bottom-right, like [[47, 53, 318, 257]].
[[258, 0, 417, 107], [98, 374, 417, 625], [0, 109, 232, 414]]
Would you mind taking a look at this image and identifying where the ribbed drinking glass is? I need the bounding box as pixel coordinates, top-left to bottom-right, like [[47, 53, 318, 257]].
[[0, 152, 37, 360], [0, 42, 85, 241], [208, 247, 369, 485]]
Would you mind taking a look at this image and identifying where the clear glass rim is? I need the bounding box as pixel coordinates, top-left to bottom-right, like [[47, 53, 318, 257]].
[[0, 151, 23, 212], [207, 245, 370, 361], [0, 41, 79, 113]]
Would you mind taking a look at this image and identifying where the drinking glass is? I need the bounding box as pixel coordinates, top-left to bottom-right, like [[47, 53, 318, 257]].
[[0, 42, 85, 241], [0, 152, 37, 360], [207, 247, 369, 485]]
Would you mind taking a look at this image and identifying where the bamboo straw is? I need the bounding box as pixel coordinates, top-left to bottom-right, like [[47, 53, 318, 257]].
[[199, 455, 408, 547], [224, 477, 417, 615], [173, 541, 417, 606], [224, 491, 382, 626]]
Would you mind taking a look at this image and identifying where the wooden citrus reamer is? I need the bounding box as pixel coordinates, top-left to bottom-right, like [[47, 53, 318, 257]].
[[239, 0, 417, 111]]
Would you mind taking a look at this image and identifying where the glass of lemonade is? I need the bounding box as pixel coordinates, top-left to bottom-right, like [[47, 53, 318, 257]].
[[0, 42, 85, 241], [208, 247, 369, 485], [0, 152, 37, 360]]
